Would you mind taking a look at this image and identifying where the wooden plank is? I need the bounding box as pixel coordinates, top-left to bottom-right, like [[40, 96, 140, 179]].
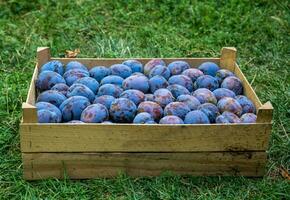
[[26, 66, 38, 105], [51, 57, 220, 69], [20, 123, 271, 153], [37, 47, 51, 69], [22, 152, 266, 180], [257, 101, 273, 123], [234, 63, 263, 109], [220, 47, 237, 71], [22, 103, 37, 123]]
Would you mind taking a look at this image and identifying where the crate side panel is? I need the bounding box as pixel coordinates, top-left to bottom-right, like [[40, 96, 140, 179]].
[[23, 152, 266, 180], [20, 124, 271, 153]]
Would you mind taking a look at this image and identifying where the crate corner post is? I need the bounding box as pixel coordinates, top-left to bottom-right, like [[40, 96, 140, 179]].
[[220, 47, 237, 71], [37, 47, 51, 68], [257, 101, 274, 123]]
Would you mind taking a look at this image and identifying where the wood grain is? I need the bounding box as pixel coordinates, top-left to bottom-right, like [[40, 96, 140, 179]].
[[257, 101, 273, 123], [37, 47, 51, 69], [22, 151, 266, 180], [220, 47, 237, 71], [20, 123, 271, 153]]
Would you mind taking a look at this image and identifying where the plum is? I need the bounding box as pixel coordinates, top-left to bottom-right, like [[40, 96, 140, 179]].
[[159, 116, 184, 124], [145, 120, 157, 124], [37, 90, 67, 107], [122, 74, 149, 93], [213, 88, 236, 101], [144, 59, 166, 75], [110, 64, 132, 78], [215, 69, 235, 83], [149, 75, 169, 93], [67, 120, 85, 124], [235, 95, 256, 114], [67, 83, 95, 103], [192, 88, 217, 104], [100, 75, 124, 87], [167, 84, 190, 98], [221, 76, 243, 95], [36, 71, 66, 91], [240, 113, 257, 123], [149, 65, 171, 80], [59, 96, 91, 122], [194, 75, 219, 91], [75, 77, 99, 94], [65, 61, 88, 72], [93, 95, 115, 110], [80, 103, 109, 123], [198, 62, 220, 76], [97, 84, 123, 98], [215, 115, 230, 123], [217, 111, 241, 123], [51, 83, 69, 96], [133, 112, 154, 124], [198, 103, 219, 123], [164, 102, 190, 119], [63, 69, 89, 86], [110, 98, 137, 123], [35, 102, 62, 123], [122, 59, 143, 73], [120, 89, 145, 105], [182, 68, 204, 82], [144, 94, 154, 101], [217, 97, 243, 116], [177, 95, 201, 110], [137, 101, 163, 121], [89, 66, 111, 82], [184, 110, 210, 124], [168, 61, 190, 75], [37, 110, 59, 123], [168, 75, 193, 92], [153, 88, 174, 107], [40, 60, 64, 75]]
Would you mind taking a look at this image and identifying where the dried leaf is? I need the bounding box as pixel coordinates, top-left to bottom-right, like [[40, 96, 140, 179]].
[[280, 166, 290, 180], [65, 49, 80, 58]]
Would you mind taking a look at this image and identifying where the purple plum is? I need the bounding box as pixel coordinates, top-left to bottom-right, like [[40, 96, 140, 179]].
[[51, 83, 69, 96], [122, 59, 143, 73], [184, 110, 210, 124], [182, 68, 204, 82], [168, 61, 190, 75], [153, 88, 174, 107], [240, 113, 257, 123], [37, 110, 59, 123], [133, 112, 154, 124], [213, 88, 236, 101], [109, 98, 137, 123], [149, 65, 171, 80], [100, 75, 124, 87], [122, 74, 149, 93], [35, 102, 62, 123], [235, 95, 256, 114], [75, 77, 99, 94], [177, 95, 201, 110], [168, 75, 193, 92], [198, 62, 220, 76], [137, 101, 163, 121], [65, 61, 88, 72], [217, 111, 241, 123], [221, 76, 243, 95], [93, 95, 116, 110], [67, 83, 95, 103], [36, 71, 66, 91], [215, 69, 235, 83], [110, 64, 132, 78], [217, 97, 243, 116], [144, 59, 166, 75], [164, 102, 190, 119], [120, 89, 145, 105], [198, 103, 220, 123], [80, 103, 109, 123], [89, 66, 111, 82], [194, 75, 219, 91], [149, 75, 169, 93], [40, 60, 64, 75], [36, 90, 67, 107], [159, 116, 184, 124], [97, 84, 123, 98], [192, 88, 217, 104], [167, 84, 190, 98], [63, 69, 89, 86]]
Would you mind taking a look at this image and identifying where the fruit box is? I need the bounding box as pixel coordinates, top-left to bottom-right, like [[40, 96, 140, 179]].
[[20, 47, 273, 180]]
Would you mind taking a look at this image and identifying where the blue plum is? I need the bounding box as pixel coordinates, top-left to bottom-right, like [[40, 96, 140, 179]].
[[198, 103, 219, 123], [215, 115, 230, 124], [36, 71, 66, 91], [59, 96, 91, 122], [93, 95, 116, 110], [40, 60, 64, 75], [168, 61, 190, 75], [149, 75, 169, 93], [159, 116, 184, 124], [182, 68, 204, 82], [137, 101, 163, 121], [215, 69, 235, 83], [37, 90, 67, 107], [167, 84, 190, 98], [75, 77, 99, 94], [194, 75, 219, 91], [217, 97, 243, 116], [97, 84, 123, 98], [35, 102, 62, 122], [89, 66, 111, 82], [120, 89, 145, 105], [133, 112, 154, 124], [213, 88, 236, 101], [164, 102, 190, 119], [235, 95, 256, 114], [110, 64, 132, 78], [122, 59, 143, 73], [109, 98, 137, 123], [67, 83, 95, 102], [80, 103, 109, 123], [100, 75, 124, 87], [153, 88, 174, 108], [51, 83, 69, 96], [198, 62, 220, 76], [168, 75, 193, 92], [184, 110, 210, 124], [63, 69, 89, 86], [149, 65, 171, 80], [144, 59, 166, 75], [240, 113, 257, 123], [65, 61, 88, 72], [221, 76, 243, 95], [217, 111, 241, 123], [192, 88, 217, 104], [177, 95, 201, 110], [145, 120, 157, 124], [37, 110, 59, 123], [122, 74, 150, 93]]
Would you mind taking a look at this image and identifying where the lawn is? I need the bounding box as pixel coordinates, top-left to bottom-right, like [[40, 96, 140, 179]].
[[0, 0, 289, 199]]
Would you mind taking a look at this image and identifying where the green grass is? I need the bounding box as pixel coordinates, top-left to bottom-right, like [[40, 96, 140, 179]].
[[0, 0, 289, 199]]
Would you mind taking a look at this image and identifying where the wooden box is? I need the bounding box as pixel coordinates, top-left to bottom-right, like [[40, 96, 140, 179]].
[[20, 47, 273, 180]]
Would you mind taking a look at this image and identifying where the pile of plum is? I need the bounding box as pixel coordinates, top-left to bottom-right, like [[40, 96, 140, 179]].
[[35, 59, 257, 124]]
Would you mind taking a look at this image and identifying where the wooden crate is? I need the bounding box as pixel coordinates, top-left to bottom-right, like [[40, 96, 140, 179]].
[[20, 47, 273, 180]]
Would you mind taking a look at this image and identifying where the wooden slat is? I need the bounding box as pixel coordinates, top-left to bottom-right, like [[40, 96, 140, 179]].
[[257, 101, 273, 123], [22, 152, 266, 180], [22, 103, 37, 123], [37, 47, 51, 69], [51, 57, 220, 69], [20, 123, 271, 153], [220, 47, 237, 71], [26, 66, 38, 105]]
